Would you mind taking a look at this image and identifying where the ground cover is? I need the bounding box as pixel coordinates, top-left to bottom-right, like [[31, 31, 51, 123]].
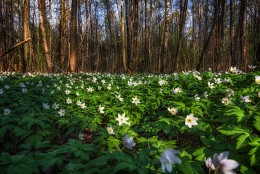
[[0, 70, 259, 173]]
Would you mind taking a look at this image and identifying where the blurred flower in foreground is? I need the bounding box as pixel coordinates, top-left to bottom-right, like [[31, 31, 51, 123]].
[[255, 76, 260, 84], [123, 134, 135, 150], [185, 113, 198, 128], [160, 149, 181, 173], [106, 127, 114, 134], [205, 151, 239, 174]]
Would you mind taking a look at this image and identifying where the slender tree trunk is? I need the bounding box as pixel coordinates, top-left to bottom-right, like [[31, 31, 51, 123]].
[[125, 0, 131, 71], [240, 0, 247, 70], [229, 0, 234, 67], [84, 0, 89, 72], [175, 0, 188, 71], [121, 0, 127, 72], [60, 0, 68, 72], [70, 0, 77, 72], [22, 0, 30, 73], [161, 0, 170, 73], [38, 0, 52, 73], [128, 0, 138, 73], [197, 0, 218, 71]]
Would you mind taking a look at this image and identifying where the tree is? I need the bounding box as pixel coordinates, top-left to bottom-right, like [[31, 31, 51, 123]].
[[38, 0, 52, 73], [128, 0, 138, 73], [121, 0, 127, 72], [22, 0, 30, 73], [70, 0, 78, 72], [160, 0, 170, 72], [175, 0, 188, 71], [59, 0, 69, 72]]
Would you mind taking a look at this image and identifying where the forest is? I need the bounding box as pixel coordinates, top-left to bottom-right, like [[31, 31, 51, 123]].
[[0, 0, 259, 73], [1, 1, 260, 173]]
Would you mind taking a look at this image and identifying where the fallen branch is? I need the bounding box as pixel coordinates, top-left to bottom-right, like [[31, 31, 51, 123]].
[[0, 38, 31, 59]]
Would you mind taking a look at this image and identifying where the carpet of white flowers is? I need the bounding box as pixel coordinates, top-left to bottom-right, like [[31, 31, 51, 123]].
[[0, 69, 259, 174]]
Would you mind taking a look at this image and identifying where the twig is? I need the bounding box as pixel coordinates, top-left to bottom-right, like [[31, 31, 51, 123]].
[[0, 38, 31, 59]]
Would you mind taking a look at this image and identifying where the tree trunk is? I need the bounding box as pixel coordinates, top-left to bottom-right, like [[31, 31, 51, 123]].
[[70, 0, 77, 72], [229, 0, 234, 67], [38, 0, 52, 73], [128, 0, 138, 73], [175, 0, 188, 71], [161, 0, 170, 72], [22, 0, 30, 73], [125, 0, 131, 72], [60, 0, 68, 72], [196, 0, 218, 71], [121, 0, 127, 72]]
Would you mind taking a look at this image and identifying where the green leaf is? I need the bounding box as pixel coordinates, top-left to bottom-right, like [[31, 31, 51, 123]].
[[156, 117, 171, 125], [113, 162, 136, 173], [253, 116, 260, 131], [236, 134, 249, 149], [226, 106, 245, 122], [218, 126, 249, 136]]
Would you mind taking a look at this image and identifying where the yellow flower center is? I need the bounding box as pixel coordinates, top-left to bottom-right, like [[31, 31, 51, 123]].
[[187, 118, 192, 123]]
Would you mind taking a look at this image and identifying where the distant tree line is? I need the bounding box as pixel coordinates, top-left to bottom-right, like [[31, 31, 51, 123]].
[[0, 0, 259, 73]]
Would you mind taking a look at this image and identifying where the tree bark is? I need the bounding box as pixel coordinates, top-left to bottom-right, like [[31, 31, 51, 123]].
[[128, 0, 138, 73], [175, 0, 188, 71], [70, 0, 77, 72], [38, 0, 52, 73], [161, 0, 170, 72], [60, 0, 68, 72], [121, 0, 127, 72], [22, 0, 30, 73]]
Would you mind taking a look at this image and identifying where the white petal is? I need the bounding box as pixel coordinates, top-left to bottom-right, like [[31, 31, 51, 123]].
[[161, 162, 166, 173], [221, 159, 239, 171], [164, 163, 173, 172]]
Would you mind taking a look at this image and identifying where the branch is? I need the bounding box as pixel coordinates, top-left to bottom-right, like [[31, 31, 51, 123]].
[[0, 38, 31, 59]]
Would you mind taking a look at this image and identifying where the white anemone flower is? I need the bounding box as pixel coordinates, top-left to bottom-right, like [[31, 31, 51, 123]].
[[106, 127, 114, 134], [255, 76, 260, 84], [206, 151, 239, 174], [208, 82, 215, 89], [185, 113, 198, 128], [241, 96, 251, 103], [123, 134, 136, 150], [222, 97, 231, 105], [116, 113, 130, 126], [160, 149, 182, 173], [98, 105, 105, 114], [58, 109, 65, 117], [194, 94, 200, 101], [43, 102, 50, 109], [230, 67, 238, 73], [205, 157, 216, 170], [132, 96, 141, 105], [66, 98, 72, 104], [167, 107, 178, 115], [52, 102, 59, 110], [4, 108, 11, 115], [172, 87, 182, 94]]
